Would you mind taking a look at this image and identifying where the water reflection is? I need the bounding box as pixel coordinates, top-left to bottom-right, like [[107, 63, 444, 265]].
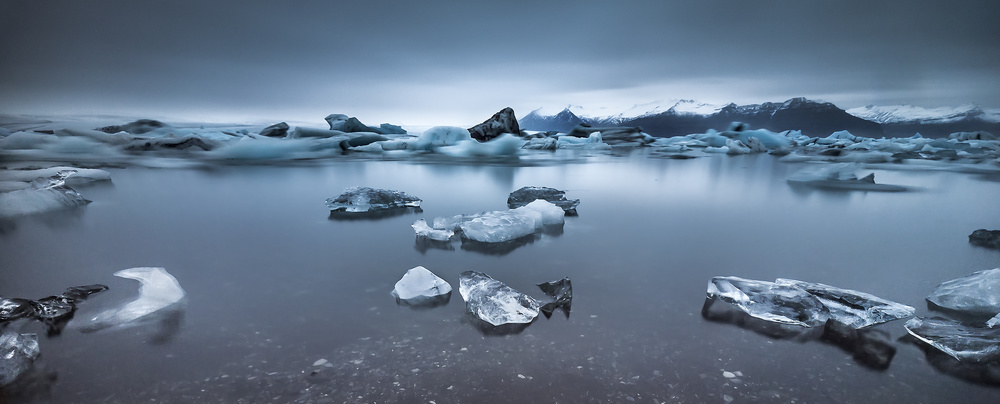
[[701, 298, 897, 370], [0, 207, 87, 235], [903, 336, 1000, 386], [461, 313, 532, 337]]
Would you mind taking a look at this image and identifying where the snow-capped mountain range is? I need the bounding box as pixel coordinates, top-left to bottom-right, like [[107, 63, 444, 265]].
[[520, 98, 1000, 138]]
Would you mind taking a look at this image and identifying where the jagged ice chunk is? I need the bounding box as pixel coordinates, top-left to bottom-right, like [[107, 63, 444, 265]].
[[411, 219, 454, 241], [459, 271, 539, 326], [775, 278, 914, 328], [707, 276, 829, 327], [507, 186, 580, 213], [325, 187, 421, 212], [82, 267, 185, 331], [905, 317, 1000, 362], [392, 266, 452, 305], [926, 268, 1000, 317], [0, 332, 39, 387]]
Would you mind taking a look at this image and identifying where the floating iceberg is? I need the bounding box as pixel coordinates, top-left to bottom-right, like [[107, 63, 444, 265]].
[[392, 266, 452, 306], [458, 271, 539, 326], [325, 187, 421, 213], [905, 317, 1000, 362], [81, 267, 185, 332], [411, 219, 454, 241], [0, 170, 91, 218], [458, 211, 537, 243], [537, 277, 572, 317], [707, 276, 829, 327], [774, 279, 915, 328], [926, 268, 1000, 318], [786, 164, 907, 192], [0, 331, 39, 387], [507, 186, 580, 214]]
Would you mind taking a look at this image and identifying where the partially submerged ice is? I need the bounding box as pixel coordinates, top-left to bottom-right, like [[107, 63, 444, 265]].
[[1, 284, 109, 335], [786, 163, 907, 192], [411, 219, 454, 241], [392, 266, 452, 306], [0, 170, 91, 218], [537, 277, 573, 317], [458, 271, 539, 326], [507, 186, 580, 214], [419, 200, 564, 243], [326, 187, 421, 213], [707, 276, 829, 327], [926, 268, 1000, 318], [0, 331, 40, 387], [82, 267, 186, 332], [774, 278, 915, 328], [905, 317, 1000, 362]]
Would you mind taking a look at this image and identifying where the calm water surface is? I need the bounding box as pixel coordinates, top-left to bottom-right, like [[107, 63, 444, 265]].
[[2, 152, 1000, 403]]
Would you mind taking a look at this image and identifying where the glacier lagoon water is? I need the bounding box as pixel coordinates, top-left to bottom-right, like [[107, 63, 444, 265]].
[[2, 151, 1000, 402]]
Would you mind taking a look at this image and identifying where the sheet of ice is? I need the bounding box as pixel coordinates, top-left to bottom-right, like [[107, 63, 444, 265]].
[[507, 186, 580, 213], [786, 163, 907, 192], [458, 271, 539, 326], [325, 187, 421, 212], [926, 268, 1000, 317], [904, 317, 1000, 362], [707, 276, 829, 327], [0, 170, 90, 218], [81, 267, 186, 332], [0, 331, 40, 387], [774, 279, 914, 328], [411, 219, 454, 241], [392, 266, 452, 305], [437, 133, 526, 157]]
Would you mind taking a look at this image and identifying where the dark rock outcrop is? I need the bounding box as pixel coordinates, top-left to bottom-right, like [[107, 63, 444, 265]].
[[325, 114, 406, 135], [969, 229, 1000, 250], [468, 107, 519, 142], [259, 122, 289, 138], [97, 119, 167, 135]]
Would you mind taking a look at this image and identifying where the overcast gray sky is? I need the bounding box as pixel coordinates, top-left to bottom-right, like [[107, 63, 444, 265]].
[[1, 0, 998, 126]]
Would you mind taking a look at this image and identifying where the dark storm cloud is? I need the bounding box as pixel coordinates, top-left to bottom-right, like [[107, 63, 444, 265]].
[[1, 0, 998, 125]]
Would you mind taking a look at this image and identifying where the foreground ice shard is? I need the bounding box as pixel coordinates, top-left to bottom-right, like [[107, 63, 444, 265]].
[[775, 279, 915, 328], [537, 277, 573, 317], [507, 186, 581, 214], [926, 268, 1000, 317], [0, 170, 91, 218], [707, 276, 829, 327], [82, 267, 186, 332], [458, 271, 539, 326], [325, 187, 421, 213], [392, 266, 452, 306], [1, 284, 109, 335], [905, 317, 1000, 362], [0, 331, 39, 387]]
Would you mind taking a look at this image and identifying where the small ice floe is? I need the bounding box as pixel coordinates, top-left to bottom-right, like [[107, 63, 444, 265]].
[[392, 266, 452, 307], [326, 187, 421, 213], [786, 163, 908, 192], [81, 267, 186, 332], [706, 276, 913, 328], [0, 170, 91, 218], [458, 271, 539, 326], [507, 186, 580, 215], [926, 268, 1000, 319], [0, 331, 40, 387], [411, 219, 454, 241]]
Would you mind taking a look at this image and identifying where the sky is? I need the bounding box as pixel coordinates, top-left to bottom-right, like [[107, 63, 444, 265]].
[[1, 0, 998, 127]]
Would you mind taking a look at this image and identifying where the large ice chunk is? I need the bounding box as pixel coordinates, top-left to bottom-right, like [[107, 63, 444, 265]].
[[325, 187, 421, 213], [411, 219, 454, 241], [507, 186, 580, 214], [458, 271, 540, 326], [392, 266, 452, 306], [0, 331, 40, 387], [926, 268, 1000, 317], [707, 276, 829, 327], [81, 267, 185, 331], [905, 317, 1000, 362], [459, 211, 537, 243], [0, 170, 90, 218], [775, 279, 915, 328]]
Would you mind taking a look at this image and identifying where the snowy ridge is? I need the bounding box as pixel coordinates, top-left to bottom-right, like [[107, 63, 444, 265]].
[[847, 104, 1000, 124]]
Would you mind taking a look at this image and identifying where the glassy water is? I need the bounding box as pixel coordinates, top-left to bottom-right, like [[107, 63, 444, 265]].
[[2, 152, 1000, 402]]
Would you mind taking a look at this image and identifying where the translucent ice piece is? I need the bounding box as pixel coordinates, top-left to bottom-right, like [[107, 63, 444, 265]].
[[775, 278, 914, 328], [392, 266, 452, 305], [905, 317, 1000, 362], [82, 267, 185, 331], [926, 268, 1000, 317], [0, 170, 90, 218], [325, 187, 421, 213], [459, 271, 539, 326], [0, 331, 39, 387], [411, 219, 454, 241], [707, 276, 829, 327], [516, 200, 565, 226], [459, 211, 537, 243]]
